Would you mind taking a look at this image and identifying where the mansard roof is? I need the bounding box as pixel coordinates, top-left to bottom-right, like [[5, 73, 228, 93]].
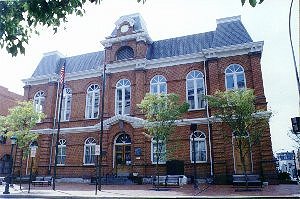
[[30, 15, 253, 78]]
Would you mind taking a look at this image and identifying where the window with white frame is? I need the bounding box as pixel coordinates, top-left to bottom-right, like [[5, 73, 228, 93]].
[[61, 88, 72, 121], [84, 137, 96, 165], [150, 75, 167, 94], [34, 91, 45, 113], [57, 139, 66, 165], [115, 79, 131, 115], [186, 70, 205, 110], [190, 131, 207, 163], [151, 138, 166, 164], [225, 64, 246, 90], [85, 84, 100, 119]]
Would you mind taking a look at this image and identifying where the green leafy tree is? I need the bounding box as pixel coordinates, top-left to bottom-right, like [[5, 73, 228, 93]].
[[138, 93, 188, 189], [206, 89, 271, 188], [1, 0, 263, 57], [242, 0, 264, 7], [0, 101, 44, 187]]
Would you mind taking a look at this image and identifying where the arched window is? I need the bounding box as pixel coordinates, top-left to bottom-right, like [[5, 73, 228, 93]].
[[150, 75, 167, 94], [225, 64, 246, 90], [84, 137, 96, 165], [58, 139, 66, 165], [151, 138, 166, 164], [85, 84, 100, 119], [34, 91, 45, 114], [116, 46, 134, 61], [190, 131, 207, 163], [115, 79, 131, 115], [61, 88, 72, 121], [186, 70, 205, 110]]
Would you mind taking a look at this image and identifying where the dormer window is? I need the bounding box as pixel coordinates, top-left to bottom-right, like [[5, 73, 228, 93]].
[[116, 46, 134, 61]]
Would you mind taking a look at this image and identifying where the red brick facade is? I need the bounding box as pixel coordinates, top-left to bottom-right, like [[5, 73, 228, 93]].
[[8, 14, 276, 184]]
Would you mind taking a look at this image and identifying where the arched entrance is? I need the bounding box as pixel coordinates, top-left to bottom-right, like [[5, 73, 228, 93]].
[[114, 133, 131, 176]]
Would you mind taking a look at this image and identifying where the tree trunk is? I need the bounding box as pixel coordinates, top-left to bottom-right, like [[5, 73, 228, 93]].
[[238, 139, 248, 190], [19, 149, 23, 190]]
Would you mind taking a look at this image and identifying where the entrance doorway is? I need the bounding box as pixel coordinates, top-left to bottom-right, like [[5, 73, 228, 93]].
[[114, 133, 131, 176]]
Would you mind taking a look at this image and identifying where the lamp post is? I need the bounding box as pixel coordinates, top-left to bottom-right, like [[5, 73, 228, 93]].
[[28, 141, 38, 193], [3, 135, 17, 194], [190, 123, 197, 189]]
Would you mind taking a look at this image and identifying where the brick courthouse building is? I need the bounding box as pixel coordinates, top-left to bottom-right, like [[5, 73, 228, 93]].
[[19, 13, 276, 183]]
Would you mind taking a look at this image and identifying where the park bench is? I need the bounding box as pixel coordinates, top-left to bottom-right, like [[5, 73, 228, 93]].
[[232, 174, 262, 190], [32, 176, 52, 186], [153, 175, 181, 187]]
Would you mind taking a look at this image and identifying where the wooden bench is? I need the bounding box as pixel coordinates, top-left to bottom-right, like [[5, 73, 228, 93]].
[[153, 175, 181, 187], [233, 174, 262, 190], [32, 176, 52, 186]]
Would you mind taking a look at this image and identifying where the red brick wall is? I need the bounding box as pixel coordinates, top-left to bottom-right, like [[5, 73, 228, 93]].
[[18, 46, 276, 183]]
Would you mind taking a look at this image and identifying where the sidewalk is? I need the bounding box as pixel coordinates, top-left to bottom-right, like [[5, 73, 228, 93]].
[[1, 182, 300, 198]]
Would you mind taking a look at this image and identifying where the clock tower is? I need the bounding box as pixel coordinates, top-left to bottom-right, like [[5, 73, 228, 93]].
[[101, 13, 152, 64]]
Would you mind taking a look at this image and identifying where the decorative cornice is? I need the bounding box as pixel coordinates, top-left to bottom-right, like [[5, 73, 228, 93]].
[[101, 32, 152, 47], [216, 15, 241, 24], [22, 67, 103, 86]]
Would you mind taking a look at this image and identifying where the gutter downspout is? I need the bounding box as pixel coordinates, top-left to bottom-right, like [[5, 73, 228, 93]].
[[48, 79, 60, 174], [203, 53, 214, 178]]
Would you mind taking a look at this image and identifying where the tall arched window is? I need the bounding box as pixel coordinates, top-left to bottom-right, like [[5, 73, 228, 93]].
[[150, 75, 167, 94], [85, 84, 100, 119], [115, 79, 131, 115], [84, 137, 96, 165], [61, 88, 72, 121], [225, 64, 246, 90], [34, 91, 45, 114], [116, 46, 134, 61], [151, 138, 166, 164], [190, 131, 207, 163], [58, 139, 66, 165], [186, 70, 205, 110]]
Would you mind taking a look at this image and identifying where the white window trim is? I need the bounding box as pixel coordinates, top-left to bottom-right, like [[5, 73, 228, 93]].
[[189, 131, 207, 163], [83, 137, 96, 165], [186, 70, 206, 111], [151, 138, 166, 164], [150, 75, 167, 94], [85, 84, 100, 119], [33, 91, 45, 113], [61, 88, 72, 121], [225, 64, 247, 90], [115, 79, 131, 115], [57, 139, 66, 166]]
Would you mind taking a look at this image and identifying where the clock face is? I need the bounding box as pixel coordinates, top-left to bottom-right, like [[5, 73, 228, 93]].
[[120, 24, 129, 33]]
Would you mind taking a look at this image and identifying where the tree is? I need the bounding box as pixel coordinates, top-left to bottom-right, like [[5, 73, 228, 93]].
[[242, 0, 264, 7], [0, 101, 44, 188], [288, 130, 300, 148], [1, 0, 263, 57], [138, 93, 188, 189], [206, 89, 271, 188]]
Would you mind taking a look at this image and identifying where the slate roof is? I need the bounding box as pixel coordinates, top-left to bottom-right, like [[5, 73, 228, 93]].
[[31, 16, 253, 78]]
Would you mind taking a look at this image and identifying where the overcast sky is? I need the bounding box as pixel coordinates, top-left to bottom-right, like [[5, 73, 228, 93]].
[[0, 0, 299, 153]]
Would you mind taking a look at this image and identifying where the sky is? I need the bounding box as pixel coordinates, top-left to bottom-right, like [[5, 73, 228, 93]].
[[0, 0, 299, 153]]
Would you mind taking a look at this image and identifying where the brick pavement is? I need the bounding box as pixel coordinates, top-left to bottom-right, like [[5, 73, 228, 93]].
[[0, 183, 299, 198]]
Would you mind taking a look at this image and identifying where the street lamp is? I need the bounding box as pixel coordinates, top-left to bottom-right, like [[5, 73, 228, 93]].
[[3, 135, 17, 194], [28, 141, 38, 193], [190, 123, 197, 189]]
